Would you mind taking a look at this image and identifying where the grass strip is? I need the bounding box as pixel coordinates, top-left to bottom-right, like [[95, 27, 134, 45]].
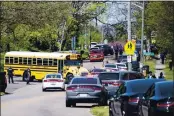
[[164, 60, 173, 80], [91, 106, 109, 116], [144, 59, 156, 74]]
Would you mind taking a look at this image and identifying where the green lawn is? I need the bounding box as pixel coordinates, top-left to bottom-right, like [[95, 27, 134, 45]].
[[91, 106, 109, 116], [164, 60, 173, 80], [144, 59, 156, 74]]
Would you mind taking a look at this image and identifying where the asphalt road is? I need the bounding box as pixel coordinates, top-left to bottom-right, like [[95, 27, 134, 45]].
[[1, 55, 114, 116]]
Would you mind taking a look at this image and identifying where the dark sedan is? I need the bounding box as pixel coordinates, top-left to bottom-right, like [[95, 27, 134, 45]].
[[98, 71, 144, 100], [109, 79, 165, 116], [139, 81, 174, 116], [66, 76, 108, 107]]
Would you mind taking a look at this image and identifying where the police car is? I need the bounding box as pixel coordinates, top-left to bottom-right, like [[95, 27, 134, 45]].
[[42, 73, 65, 91]]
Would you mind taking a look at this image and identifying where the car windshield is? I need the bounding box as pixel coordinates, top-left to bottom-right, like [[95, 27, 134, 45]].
[[105, 64, 116, 68], [72, 78, 98, 84], [92, 69, 106, 72], [46, 74, 61, 78], [90, 50, 101, 53], [119, 55, 127, 59], [98, 73, 119, 80], [90, 48, 98, 50], [64, 60, 81, 66], [117, 64, 126, 67]]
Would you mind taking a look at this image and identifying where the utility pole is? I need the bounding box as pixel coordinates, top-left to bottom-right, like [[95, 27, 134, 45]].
[[127, 1, 132, 71], [140, 1, 145, 70]]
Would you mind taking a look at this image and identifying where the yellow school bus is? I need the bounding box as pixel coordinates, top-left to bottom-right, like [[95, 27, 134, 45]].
[[4, 51, 89, 81]]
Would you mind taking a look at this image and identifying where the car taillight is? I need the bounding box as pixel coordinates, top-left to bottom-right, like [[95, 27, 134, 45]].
[[129, 98, 139, 103], [157, 102, 174, 107], [66, 86, 77, 91], [44, 80, 48, 82], [112, 82, 121, 86]]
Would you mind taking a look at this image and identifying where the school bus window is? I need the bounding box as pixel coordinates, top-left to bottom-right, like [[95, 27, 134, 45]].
[[37, 58, 42, 65], [10, 57, 13, 64], [33, 58, 36, 65], [53, 59, 57, 66], [43, 58, 48, 65], [49, 59, 53, 66], [5, 57, 9, 64], [28, 58, 32, 65], [19, 57, 22, 64], [23, 58, 27, 64], [14, 57, 18, 64]]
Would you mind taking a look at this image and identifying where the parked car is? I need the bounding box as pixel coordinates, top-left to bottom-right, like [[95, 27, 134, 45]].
[[0, 72, 7, 93], [89, 49, 104, 62], [90, 42, 98, 48], [94, 44, 114, 56], [117, 55, 127, 63], [90, 68, 107, 76], [109, 79, 165, 116], [115, 63, 127, 71], [42, 73, 65, 91], [138, 81, 174, 116], [66, 76, 108, 107], [104, 63, 119, 72], [97, 71, 144, 99], [90, 47, 100, 50]]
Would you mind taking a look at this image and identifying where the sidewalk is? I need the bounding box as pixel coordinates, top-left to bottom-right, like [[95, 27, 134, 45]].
[[155, 59, 165, 77]]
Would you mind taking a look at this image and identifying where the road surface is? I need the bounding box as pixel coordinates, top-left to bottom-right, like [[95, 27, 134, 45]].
[[1, 56, 114, 116]]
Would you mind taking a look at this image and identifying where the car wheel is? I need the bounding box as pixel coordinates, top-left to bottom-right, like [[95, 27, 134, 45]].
[[72, 103, 76, 107], [66, 100, 71, 107]]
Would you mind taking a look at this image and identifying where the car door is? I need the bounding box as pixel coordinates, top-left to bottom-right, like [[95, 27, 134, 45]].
[[113, 83, 126, 116], [142, 84, 155, 116]]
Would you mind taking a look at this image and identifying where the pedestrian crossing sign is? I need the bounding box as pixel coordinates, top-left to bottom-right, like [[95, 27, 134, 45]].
[[124, 41, 135, 55]]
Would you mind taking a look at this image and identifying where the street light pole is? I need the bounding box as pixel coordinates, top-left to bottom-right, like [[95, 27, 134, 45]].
[[140, 1, 145, 70], [127, 1, 132, 71]]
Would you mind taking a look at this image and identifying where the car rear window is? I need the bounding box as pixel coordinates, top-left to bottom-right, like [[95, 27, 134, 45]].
[[117, 64, 126, 67], [159, 83, 174, 97], [105, 64, 116, 68], [93, 69, 106, 72], [98, 73, 119, 80], [90, 50, 101, 53], [72, 78, 98, 84], [46, 74, 61, 78]]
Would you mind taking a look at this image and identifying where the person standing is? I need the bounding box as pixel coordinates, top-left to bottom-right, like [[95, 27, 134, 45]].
[[26, 68, 31, 85], [119, 44, 123, 55], [158, 72, 165, 79], [160, 53, 165, 64], [114, 44, 119, 60], [7, 66, 14, 84], [147, 71, 153, 79]]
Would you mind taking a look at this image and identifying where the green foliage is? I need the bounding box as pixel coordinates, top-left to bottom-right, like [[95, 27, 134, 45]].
[[0, 2, 106, 52], [91, 106, 109, 116]]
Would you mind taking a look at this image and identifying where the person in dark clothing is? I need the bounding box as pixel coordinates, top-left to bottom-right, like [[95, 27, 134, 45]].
[[169, 60, 173, 71], [119, 44, 123, 55], [158, 72, 165, 79], [152, 74, 156, 79], [26, 68, 31, 84], [114, 45, 119, 60], [160, 53, 165, 64], [7, 66, 14, 83]]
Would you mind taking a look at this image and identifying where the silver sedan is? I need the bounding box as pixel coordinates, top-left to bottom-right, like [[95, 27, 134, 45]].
[[66, 76, 108, 107]]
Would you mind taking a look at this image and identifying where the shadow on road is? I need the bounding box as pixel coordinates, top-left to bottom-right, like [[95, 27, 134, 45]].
[[43, 89, 64, 92], [4, 92, 13, 95]]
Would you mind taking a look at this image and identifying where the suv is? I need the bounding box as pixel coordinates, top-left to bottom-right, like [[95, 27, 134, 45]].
[[94, 44, 114, 56], [97, 71, 144, 99]]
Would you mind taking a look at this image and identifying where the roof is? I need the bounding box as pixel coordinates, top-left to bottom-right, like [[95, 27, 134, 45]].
[[100, 71, 138, 74], [4, 51, 76, 59], [125, 79, 165, 93]]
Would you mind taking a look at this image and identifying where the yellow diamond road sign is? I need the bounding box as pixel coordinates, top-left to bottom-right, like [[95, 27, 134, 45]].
[[124, 41, 135, 55]]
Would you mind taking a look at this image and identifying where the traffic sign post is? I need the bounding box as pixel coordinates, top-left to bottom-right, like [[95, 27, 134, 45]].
[[124, 41, 136, 71]]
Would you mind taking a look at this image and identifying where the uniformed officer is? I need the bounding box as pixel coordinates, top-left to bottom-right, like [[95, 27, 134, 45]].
[[26, 68, 31, 85], [7, 66, 14, 84]]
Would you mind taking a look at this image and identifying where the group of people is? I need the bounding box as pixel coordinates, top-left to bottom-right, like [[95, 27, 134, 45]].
[[7, 67, 31, 84], [147, 71, 165, 79]]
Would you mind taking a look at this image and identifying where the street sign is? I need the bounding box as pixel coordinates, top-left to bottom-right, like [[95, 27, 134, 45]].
[[143, 52, 154, 56], [124, 41, 135, 55]]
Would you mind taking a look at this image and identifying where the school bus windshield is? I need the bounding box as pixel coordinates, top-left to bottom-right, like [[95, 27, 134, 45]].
[[64, 60, 81, 66]]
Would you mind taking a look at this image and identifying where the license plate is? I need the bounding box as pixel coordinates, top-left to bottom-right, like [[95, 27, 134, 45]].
[[51, 82, 56, 85], [79, 94, 88, 97]]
